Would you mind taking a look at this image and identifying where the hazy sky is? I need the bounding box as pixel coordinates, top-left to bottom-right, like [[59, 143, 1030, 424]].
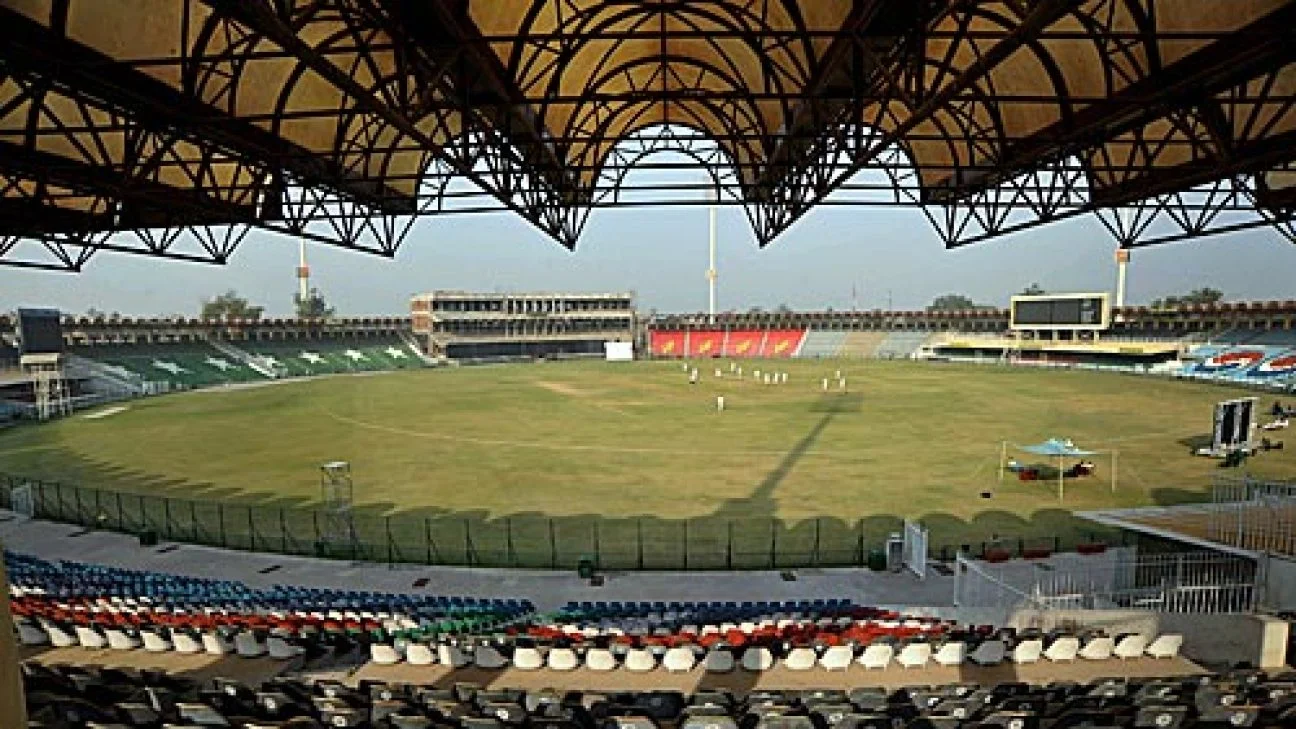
[[4, 159, 1295, 318]]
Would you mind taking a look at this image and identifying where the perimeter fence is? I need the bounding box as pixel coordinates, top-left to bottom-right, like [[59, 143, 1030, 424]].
[[0, 472, 1124, 571]]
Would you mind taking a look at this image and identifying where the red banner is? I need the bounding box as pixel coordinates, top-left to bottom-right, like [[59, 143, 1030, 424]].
[[725, 330, 764, 357], [689, 330, 725, 358], [649, 331, 685, 357], [760, 330, 805, 358]]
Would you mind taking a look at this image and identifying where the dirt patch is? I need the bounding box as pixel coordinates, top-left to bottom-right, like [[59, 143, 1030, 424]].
[[535, 380, 591, 398], [534, 380, 632, 415]]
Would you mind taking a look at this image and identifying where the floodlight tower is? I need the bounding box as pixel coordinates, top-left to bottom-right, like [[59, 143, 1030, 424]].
[[1115, 248, 1130, 310], [707, 186, 718, 323], [297, 239, 311, 313]]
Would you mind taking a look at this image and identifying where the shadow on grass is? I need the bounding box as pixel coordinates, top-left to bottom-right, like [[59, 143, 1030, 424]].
[[1178, 434, 1214, 451], [1, 403, 1132, 572]]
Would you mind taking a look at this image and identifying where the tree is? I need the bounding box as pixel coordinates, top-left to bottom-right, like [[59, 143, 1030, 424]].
[[1151, 287, 1224, 309], [200, 290, 263, 321], [928, 294, 977, 311], [775, 303, 793, 314], [294, 287, 335, 319], [1020, 283, 1047, 296]]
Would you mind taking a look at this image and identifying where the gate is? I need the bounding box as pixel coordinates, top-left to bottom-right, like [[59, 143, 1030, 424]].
[[902, 519, 929, 579], [11, 484, 33, 518]]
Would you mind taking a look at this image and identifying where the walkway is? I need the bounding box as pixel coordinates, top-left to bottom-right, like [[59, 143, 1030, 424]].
[[0, 512, 955, 611]]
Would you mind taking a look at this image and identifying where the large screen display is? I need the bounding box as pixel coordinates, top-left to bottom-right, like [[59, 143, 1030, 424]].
[[17, 308, 64, 354], [1010, 294, 1108, 330]]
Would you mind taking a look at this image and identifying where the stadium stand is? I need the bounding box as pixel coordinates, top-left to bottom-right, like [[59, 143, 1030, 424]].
[[1183, 346, 1296, 386], [21, 663, 1296, 729], [797, 330, 847, 358], [875, 332, 931, 360], [240, 338, 419, 378], [6, 551, 533, 659], [648, 330, 808, 359], [840, 331, 888, 358], [69, 342, 265, 388], [1251, 331, 1296, 347]]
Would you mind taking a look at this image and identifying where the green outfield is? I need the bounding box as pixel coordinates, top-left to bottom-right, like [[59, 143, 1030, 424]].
[[1, 359, 1292, 561]]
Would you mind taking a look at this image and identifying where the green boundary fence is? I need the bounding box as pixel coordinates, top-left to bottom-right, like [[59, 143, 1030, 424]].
[[0, 473, 1122, 570]]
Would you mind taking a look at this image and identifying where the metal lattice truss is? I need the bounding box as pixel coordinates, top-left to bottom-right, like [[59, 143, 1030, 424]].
[[0, 0, 1293, 271]]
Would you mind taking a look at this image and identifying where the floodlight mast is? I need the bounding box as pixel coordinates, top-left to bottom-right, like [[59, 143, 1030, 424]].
[[707, 185, 718, 324]]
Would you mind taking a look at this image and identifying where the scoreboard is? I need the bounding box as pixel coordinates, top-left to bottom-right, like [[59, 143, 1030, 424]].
[[16, 308, 64, 354], [1010, 293, 1110, 331]]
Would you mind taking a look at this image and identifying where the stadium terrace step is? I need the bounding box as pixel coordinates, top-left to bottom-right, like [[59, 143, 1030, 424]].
[[797, 330, 847, 358], [875, 332, 933, 359]]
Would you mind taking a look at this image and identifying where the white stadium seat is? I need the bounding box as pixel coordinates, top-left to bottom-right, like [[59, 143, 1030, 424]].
[[783, 647, 817, 671], [370, 643, 402, 665], [106, 628, 142, 651], [1114, 634, 1149, 660], [512, 647, 544, 670], [142, 630, 173, 653], [624, 648, 657, 673], [1079, 636, 1115, 661], [75, 626, 108, 650], [859, 644, 895, 670], [896, 642, 931, 669], [1010, 639, 1044, 664], [663, 646, 697, 673], [202, 632, 233, 655], [819, 645, 854, 671], [1044, 636, 1080, 662], [933, 641, 966, 667], [171, 632, 201, 654], [547, 648, 580, 671], [585, 648, 618, 671], [44, 623, 77, 648], [1146, 634, 1183, 659], [406, 643, 436, 666]]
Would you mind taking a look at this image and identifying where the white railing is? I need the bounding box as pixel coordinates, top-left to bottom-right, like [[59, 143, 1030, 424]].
[[953, 550, 1259, 613], [1209, 476, 1296, 556]]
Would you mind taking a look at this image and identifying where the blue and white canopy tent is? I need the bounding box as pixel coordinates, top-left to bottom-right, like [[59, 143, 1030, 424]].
[[998, 438, 1118, 501]]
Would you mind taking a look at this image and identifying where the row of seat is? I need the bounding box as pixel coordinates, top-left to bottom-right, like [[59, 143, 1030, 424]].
[[9, 591, 517, 643], [365, 633, 1183, 671], [23, 662, 1295, 729], [522, 616, 949, 649], [7, 550, 534, 624], [16, 618, 308, 660]]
